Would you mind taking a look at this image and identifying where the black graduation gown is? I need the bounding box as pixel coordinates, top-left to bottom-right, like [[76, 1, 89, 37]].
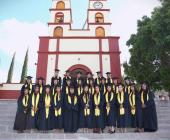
[[62, 76, 72, 88], [100, 84, 107, 95], [106, 78, 113, 85], [104, 92, 117, 127], [79, 92, 93, 129], [52, 93, 64, 129], [64, 93, 79, 133], [143, 92, 158, 132], [124, 86, 131, 127], [94, 77, 101, 85], [116, 91, 129, 128], [38, 94, 53, 131], [136, 91, 143, 129], [26, 93, 43, 130], [92, 92, 104, 129], [51, 76, 62, 87], [21, 84, 33, 96], [13, 95, 29, 131]]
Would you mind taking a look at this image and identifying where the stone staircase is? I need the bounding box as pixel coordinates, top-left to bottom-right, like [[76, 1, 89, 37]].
[[0, 100, 170, 140]]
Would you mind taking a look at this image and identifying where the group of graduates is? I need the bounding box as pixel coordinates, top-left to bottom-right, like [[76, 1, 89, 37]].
[[13, 69, 158, 133]]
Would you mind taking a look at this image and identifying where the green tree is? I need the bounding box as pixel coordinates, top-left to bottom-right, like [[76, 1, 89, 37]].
[[124, 0, 170, 92], [20, 49, 28, 83], [7, 53, 16, 83]]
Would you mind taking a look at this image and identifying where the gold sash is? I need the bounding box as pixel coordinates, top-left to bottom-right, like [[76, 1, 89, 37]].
[[105, 92, 114, 115], [68, 95, 77, 105], [66, 86, 69, 94], [54, 93, 62, 117], [141, 91, 149, 106], [45, 94, 51, 119], [22, 95, 29, 107], [129, 92, 136, 115], [117, 91, 125, 115], [94, 93, 100, 116], [31, 93, 40, 117], [83, 94, 90, 116]]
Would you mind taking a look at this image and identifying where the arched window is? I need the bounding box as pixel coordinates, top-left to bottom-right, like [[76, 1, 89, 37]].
[[56, 1, 65, 9], [95, 13, 104, 23], [55, 12, 64, 23], [96, 27, 105, 37], [53, 27, 63, 37]]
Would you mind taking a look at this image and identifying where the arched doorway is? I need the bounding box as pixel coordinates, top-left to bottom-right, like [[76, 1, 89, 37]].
[[53, 26, 63, 37], [96, 27, 105, 37], [56, 1, 65, 9], [95, 13, 104, 23], [67, 64, 92, 78]]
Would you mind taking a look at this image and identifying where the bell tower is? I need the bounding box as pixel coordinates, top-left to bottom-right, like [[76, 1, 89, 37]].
[[87, 0, 112, 37], [48, 0, 72, 37]]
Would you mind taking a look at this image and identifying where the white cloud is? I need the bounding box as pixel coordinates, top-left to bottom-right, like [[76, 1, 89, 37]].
[[0, 18, 48, 82]]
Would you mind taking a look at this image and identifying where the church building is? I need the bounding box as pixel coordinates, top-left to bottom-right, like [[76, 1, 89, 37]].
[[36, 0, 121, 84]]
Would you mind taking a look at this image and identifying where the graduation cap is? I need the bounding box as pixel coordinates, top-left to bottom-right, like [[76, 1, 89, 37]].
[[34, 84, 40, 88], [55, 68, 60, 72], [94, 84, 100, 87], [96, 71, 101, 74], [45, 84, 51, 89], [106, 72, 111, 75], [106, 83, 112, 87], [117, 83, 124, 87], [65, 70, 70, 73], [76, 71, 82, 74], [124, 77, 130, 80], [26, 76, 33, 79], [86, 72, 92, 75], [37, 77, 44, 81], [101, 76, 106, 80]]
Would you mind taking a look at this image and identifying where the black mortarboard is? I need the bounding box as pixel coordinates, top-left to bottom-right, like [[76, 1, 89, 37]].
[[106, 72, 111, 75], [96, 71, 101, 74], [124, 77, 130, 80], [45, 84, 51, 89], [65, 70, 70, 73], [34, 84, 40, 88], [106, 83, 112, 87], [26, 76, 32, 79], [55, 69, 60, 72]]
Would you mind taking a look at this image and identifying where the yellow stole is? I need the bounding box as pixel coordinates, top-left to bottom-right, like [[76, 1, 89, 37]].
[[68, 94, 77, 105], [106, 78, 113, 84], [94, 92, 101, 116], [129, 92, 136, 115], [105, 92, 114, 115], [66, 86, 69, 94], [54, 92, 61, 117], [40, 85, 43, 94], [25, 84, 32, 94], [45, 94, 51, 119], [83, 93, 90, 116], [141, 91, 149, 106], [89, 86, 94, 95], [31, 93, 40, 117], [78, 86, 83, 96], [22, 95, 29, 107], [125, 86, 131, 94], [117, 91, 125, 115]]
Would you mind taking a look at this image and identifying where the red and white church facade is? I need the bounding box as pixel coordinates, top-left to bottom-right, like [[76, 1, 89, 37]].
[[36, 0, 121, 84], [0, 0, 121, 99]]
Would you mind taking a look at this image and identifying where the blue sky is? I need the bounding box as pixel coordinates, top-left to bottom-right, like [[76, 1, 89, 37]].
[[0, 0, 160, 83]]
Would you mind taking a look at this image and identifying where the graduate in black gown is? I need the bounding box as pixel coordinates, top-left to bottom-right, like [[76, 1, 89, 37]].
[[92, 84, 104, 133], [26, 84, 42, 130], [88, 78, 95, 95], [79, 84, 93, 132], [76, 78, 83, 97], [84, 72, 93, 85], [51, 69, 62, 86], [39, 85, 53, 132], [21, 76, 33, 96], [140, 81, 158, 132], [116, 83, 128, 133], [129, 83, 137, 128], [104, 84, 116, 133], [64, 85, 79, 133], [124, 77, 131, 127], [105, 72, 113, 85], [51, 77, 59, 96], [100, 77, 107, 95], [52, 84, 64, 131], [62, 78, 72, 96], [94, 71, 102, 85], [14, 87, 30, 132], [36, 77, 44, 96], [73, 71, 84, 87], [62, 70, 72, 88]]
